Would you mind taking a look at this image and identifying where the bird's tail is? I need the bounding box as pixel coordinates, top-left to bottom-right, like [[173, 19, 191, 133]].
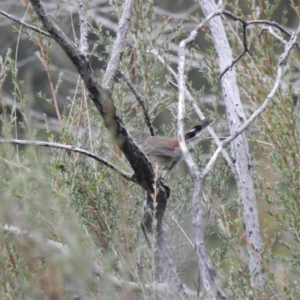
[[185, 117, 214, 141]]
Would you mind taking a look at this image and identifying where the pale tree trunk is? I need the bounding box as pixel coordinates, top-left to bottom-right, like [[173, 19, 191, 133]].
[[198, 0, 265, 292]]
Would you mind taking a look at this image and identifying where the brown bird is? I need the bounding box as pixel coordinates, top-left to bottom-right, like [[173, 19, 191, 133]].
[[130, 117, 214, 173]]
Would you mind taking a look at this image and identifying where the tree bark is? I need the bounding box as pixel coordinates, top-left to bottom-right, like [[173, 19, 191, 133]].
[[198, 0, 265, 292]]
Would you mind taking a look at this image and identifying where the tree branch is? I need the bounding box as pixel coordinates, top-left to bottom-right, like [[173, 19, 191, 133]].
[[118, 70, 155, 136], [0, 8, 52, 38], [0, 139, 135, 183], [216, 10, 300, 82], [76, 0, 89, 56], [102, 0, 134, 91], [177, 6, 227, 300], [203, 21, 300, 176], [28, 0, 155, 193], [196, 0, 300, 292]]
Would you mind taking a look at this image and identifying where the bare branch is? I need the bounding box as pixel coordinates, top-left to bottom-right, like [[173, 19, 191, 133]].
[[0, 139, 135, 183], [0, 8, 52, 38], [216, 10, 300, 82], [223, 9, 299, 46], [203, 22, 300, 176], [177, 7, 227, 300], [118, 70, 155, 136], [199, 0, 264, 291], [149, 44, 228, 298], [215, 49, 247, 85], [196, 0, 300, 292], [28, 0, 155, 193], [76, 0, 89, 56], [102, 0, 134, 91], [258, 25, 287, 45]]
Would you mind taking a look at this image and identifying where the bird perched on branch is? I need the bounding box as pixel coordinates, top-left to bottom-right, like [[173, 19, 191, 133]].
[[130, 117, 214, 174]]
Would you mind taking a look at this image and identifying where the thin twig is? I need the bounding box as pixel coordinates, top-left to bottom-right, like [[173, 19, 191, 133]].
[[224, 9, 299, 46], [0, 139, 135, 183], [178, 5, 224, 160], [177, 7, 227, 300], [216, 10, 300, 82], [0, 8, 52, 38], [102, 0, 134, 91], [118, 70, 155, 136], [203, 22, 300, 177], [215, 49, 247, 85], [259, 25, 287, 45]]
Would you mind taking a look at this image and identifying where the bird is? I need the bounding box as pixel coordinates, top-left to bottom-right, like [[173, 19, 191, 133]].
[[130, 117, 214, 174]]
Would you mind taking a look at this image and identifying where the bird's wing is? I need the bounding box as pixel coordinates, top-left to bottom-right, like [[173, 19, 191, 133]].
[[143, 144, 176, 158]]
